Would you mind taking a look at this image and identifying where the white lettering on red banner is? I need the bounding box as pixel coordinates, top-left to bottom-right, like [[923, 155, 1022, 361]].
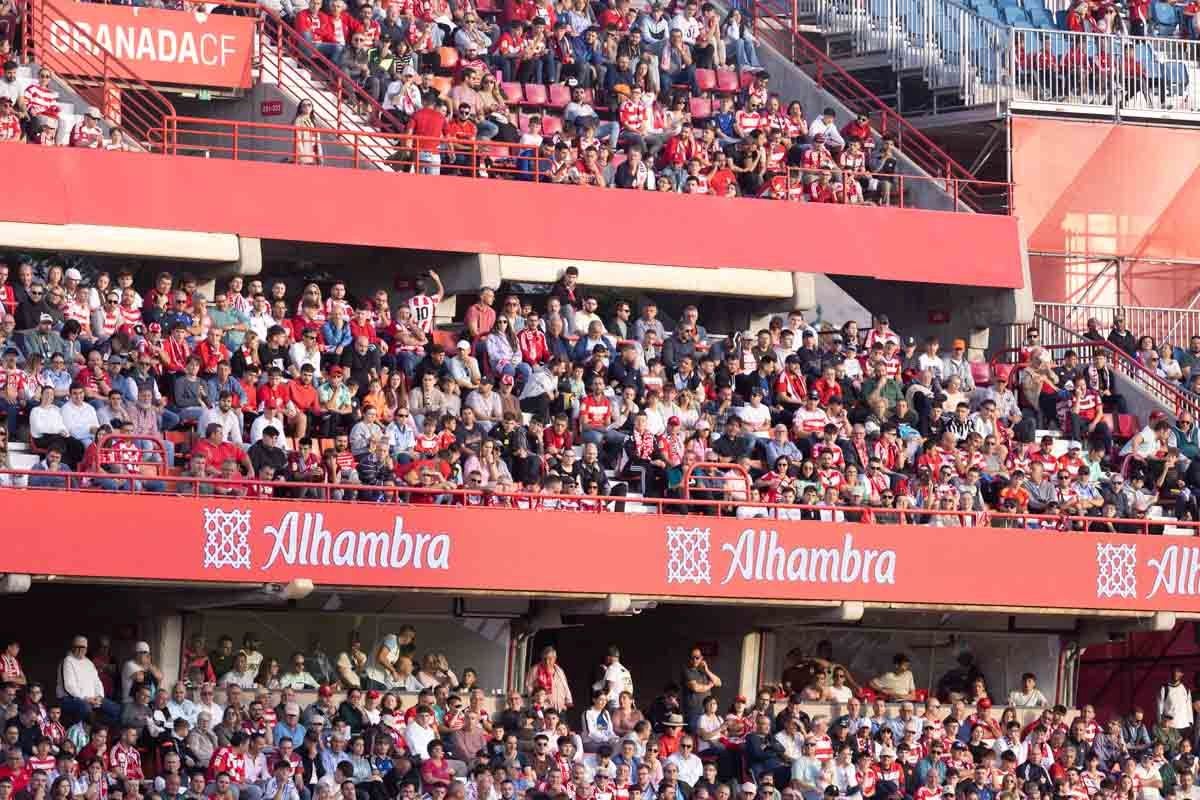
[[718, 530, 896, 586], [49, 20, 238, 69], [1146, 545, 1200, 599], [260, 511, 451, 571]]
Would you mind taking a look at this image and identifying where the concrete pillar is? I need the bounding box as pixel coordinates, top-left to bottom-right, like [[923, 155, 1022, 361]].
[[154, 613, 184, 689], [739, 631, 765, 700]]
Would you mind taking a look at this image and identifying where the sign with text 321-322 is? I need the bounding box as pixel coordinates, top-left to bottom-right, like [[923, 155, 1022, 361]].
[[41, 2, 255, 90]]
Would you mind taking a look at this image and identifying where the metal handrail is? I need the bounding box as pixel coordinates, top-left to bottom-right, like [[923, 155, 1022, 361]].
[[150, 114, 1013, 211], [989, 331, 1200, 419], [0, 466, 1189, 534], [747, 0, 995, 211], [255, 6, 404, 134], [23, 0, 177, 142]]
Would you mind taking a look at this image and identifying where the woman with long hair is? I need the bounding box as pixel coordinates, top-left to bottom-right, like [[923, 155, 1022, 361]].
[[293, 100, 324, 166]]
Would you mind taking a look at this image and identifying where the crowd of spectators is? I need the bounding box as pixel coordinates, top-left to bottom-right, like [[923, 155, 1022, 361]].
[[0, 0, 924, 205], [0, 60, 133, 149], [0, 255, 1186, 526], [3, 629, 1200, 800], [295, 0, 907, 202]]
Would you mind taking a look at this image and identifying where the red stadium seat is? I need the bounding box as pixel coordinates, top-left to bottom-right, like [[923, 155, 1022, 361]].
[[695, 68, 717, 92], [430, 76, 453, 98], [689, 96, 713, 118], [969, 359, 992, 387], [522, 83, 548, 105], [547, 83, 571, 108], [502, 82, 524, 103], [475, 0, 498, 13], [739, 71, 756, 89], [541, 115, 564, 135], [715, 68, 739, 93]]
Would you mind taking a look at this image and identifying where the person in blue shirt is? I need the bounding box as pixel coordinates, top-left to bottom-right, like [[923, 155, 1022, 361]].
[[712, 95, 739, 145], [273, 702, 307, 748]]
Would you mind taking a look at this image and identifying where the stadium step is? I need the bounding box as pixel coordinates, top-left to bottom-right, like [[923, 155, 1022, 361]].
[[257, 42, 399, 172]]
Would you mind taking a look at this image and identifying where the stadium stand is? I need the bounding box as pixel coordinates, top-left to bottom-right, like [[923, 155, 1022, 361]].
[[0, 252, 1188, 533], [0, 620, 1195, 800], [0, 0, 1006, 210]]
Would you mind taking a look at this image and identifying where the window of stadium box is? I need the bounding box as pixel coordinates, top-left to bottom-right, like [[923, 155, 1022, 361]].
[[190, 605, 515, 694]]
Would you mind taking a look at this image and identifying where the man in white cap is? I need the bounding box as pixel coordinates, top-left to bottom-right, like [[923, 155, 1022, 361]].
[[121, 640, 164, 702], [57, 635, 119, 723], [69, 106, 104, 149]]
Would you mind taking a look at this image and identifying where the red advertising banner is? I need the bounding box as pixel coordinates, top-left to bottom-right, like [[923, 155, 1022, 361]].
[[40, 2, 255, 89], [8, 491, 1200, 613]]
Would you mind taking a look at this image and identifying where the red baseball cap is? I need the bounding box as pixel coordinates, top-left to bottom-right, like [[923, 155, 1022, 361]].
[[318, 685, 334, 698]]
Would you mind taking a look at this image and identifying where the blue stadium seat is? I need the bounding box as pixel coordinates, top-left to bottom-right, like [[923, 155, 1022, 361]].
[[1054, 9, 1069, 27], [1023, 0, 1048, 10], [977, 3, 1002, 21], [1003, 5, 1031, 25], [1028, 7, 1053, 26]]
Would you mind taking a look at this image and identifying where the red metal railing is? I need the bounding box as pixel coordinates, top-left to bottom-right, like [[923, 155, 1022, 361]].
[[0, 467, 1191, 535], [747, 0, 1002, 212], [95, 433, 169, 476], [148, 115, 1010, 211], [254, 5, 404, 133], [989, 338, 1200, 420], [22, 0, 176, 143]]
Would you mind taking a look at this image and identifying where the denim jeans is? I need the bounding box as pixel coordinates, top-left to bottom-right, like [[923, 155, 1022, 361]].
[[727, 37, 761, 69], [418, 150, 441, 175]]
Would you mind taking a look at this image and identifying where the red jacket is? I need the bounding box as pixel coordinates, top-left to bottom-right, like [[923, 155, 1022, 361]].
[[295, 9, 335, 42], [517, 328, 550, 365]]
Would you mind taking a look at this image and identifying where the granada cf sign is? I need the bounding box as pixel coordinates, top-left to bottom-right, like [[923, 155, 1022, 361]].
[[39, 2, 254, 89], [6, 489, 1200, 613]]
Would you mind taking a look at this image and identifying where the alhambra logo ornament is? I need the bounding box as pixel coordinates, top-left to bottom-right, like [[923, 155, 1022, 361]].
[[201, 508, 452, 572], [666, 526, 712, 584], [203, 507, 253, 570], [1095, 542, 1137, 599]]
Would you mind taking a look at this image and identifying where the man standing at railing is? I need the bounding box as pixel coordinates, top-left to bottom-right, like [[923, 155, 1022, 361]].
[[405, 93, 448, 175]]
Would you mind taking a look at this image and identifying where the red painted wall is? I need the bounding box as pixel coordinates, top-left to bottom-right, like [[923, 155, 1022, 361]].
[[7, 146, 1025, 288], [1013, 117, 1200, 306], [1077, 624, 1200, 722]]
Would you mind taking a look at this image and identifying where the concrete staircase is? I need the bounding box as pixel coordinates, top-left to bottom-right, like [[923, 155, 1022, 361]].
[[255, 42, 400, 171]]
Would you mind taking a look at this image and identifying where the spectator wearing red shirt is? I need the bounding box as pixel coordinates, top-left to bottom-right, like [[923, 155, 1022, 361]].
[[107, 726, 144, 783], [445, 104, 479, 173], [195, 328, 231, 377], [517, 311, 550, 366], [193, 422, 253, 477], [406, 93, 448, 174], [295, 0, 340, 62], [287, 364, 323, 439], [840, 112, 872, 149]]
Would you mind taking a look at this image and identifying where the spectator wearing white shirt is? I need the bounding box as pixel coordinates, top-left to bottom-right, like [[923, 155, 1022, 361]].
[[250, 408, 291, 450], [1007, 673, 1048, 707], [199, 392, 243, 445], [57, 635, 120, 723], [808, 108, 845, 151], [665, 735, 704, 786], [120, 641, 164, 702], [195, 683, 225, 730], [61, 386, 100, 446], [670, 1, 703, 45], [1159, 666, 1194, 732], [219, 652, 259, 690], [405, 704, 438, 759]]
